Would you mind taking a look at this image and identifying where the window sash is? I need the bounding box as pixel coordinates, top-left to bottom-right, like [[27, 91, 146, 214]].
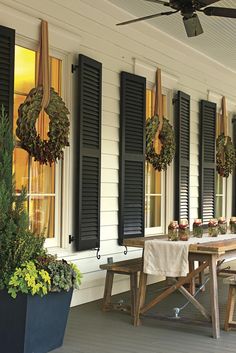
[[14, 44, 63, 247]]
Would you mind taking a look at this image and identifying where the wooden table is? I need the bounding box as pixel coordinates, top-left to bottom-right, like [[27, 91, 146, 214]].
[[124, 236, 236, 339]]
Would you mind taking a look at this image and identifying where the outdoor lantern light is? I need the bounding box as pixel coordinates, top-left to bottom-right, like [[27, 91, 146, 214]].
[[183, 14, 203, 37]]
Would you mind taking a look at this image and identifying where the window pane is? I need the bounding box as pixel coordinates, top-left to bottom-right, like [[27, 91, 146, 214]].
[[13, 148, 29, 193], [14, 46, 35, 93], [145, 196, 161, 228], [216, 174, 223, 194], [216, 196, 223, 218], [145, 162, 161, 194], [31, 161, 55, 194], [14, 94, 26, 139], [30, 196, 55, 238], [146, 89, 154, 118], [50, 57, 61, 93]]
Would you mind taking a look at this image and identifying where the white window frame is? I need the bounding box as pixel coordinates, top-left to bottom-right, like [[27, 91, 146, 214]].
[[134, 59, 178, 236], [208, 91, 236, 220], [14, 43, 65, 248]]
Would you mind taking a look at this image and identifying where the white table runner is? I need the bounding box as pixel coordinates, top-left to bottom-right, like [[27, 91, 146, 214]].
[[144, 234, 236, 277]]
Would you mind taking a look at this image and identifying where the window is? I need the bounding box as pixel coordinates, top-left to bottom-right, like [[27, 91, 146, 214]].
[[215, 112, 227, 218], [145, 89, 165, 234], [13, 45, 62, 247]]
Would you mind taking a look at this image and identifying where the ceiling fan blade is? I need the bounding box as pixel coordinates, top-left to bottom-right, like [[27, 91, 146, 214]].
[[116, 10, 178, 26], [195, 0, 219, 8], [203, 7, 236, 18], [144, 0, 170, 6]]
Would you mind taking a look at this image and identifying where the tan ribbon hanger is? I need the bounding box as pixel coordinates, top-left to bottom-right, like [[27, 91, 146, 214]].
[[37, 20, 50, 112], [153, 68, 164, 153], [222, 96, 228, 138]]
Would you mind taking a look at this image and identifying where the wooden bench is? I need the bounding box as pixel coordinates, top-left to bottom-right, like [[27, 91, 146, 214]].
[[100, 258, 143, 316], [224, 276, 236, 331]]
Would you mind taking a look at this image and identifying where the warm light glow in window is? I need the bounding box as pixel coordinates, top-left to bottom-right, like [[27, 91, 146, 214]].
[[14, 46, 36, 94], [145, 89, 162, 228], [14, 45, 62, 239]]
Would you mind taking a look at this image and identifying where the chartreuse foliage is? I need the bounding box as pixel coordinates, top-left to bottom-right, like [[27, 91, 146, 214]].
[[8, 261, 51, 298]]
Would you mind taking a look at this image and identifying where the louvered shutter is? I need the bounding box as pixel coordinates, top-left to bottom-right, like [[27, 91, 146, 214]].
[[0, 25, 15, 122], [232, 115, 236, 215], [73, 54, 102, 251], [199, 100, 216, 225], [119, 72, 146, 245], [175, 91, 190, 222]]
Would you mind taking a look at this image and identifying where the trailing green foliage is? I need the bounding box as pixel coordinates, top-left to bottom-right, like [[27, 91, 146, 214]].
[[37, 255, 82, 292]]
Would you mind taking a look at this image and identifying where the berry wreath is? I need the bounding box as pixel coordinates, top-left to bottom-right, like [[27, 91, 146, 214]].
[[16, 86, 70, 165], [146, 114, 175, 171], [216, 133, 235, 178]]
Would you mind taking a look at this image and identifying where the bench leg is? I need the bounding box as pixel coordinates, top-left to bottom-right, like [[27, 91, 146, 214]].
[[130, 273, 138, 317], [134, 271, 147, 326], [102, 270, 114, 312], [224, 286, 236, 331]]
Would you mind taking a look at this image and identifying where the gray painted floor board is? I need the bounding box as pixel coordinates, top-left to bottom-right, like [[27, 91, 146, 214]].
[[52, 277, 236, 353]]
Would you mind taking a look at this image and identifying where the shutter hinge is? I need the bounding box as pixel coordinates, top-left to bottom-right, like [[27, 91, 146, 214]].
[[69, 235, 75, 244], [172, 97, 177, 105], [71, 64, 79, 73], [124, 246, 128, 255]]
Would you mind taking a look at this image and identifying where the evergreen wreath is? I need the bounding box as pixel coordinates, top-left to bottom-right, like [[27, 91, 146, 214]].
[[16, 86, 70, 165], [216, 133, 235, 178], [146, 115, 175, 171]]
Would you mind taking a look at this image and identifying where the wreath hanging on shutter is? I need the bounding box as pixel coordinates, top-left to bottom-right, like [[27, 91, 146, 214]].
[[216, 97, 235, 178], [145, 68, 175, 171], [16, 20, 70, 166]]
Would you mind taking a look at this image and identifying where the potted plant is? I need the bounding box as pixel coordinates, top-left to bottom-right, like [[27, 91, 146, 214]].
[[0, 107, 82, 353]]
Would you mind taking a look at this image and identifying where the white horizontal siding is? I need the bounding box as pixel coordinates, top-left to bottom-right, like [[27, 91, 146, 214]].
[[2, 0, 236, 305]]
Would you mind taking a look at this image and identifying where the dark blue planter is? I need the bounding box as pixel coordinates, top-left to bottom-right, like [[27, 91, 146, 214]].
[[0, 288, 73, 353]]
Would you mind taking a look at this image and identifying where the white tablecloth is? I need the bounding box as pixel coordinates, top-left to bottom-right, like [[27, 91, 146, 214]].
[[144, 234, 236, 277]]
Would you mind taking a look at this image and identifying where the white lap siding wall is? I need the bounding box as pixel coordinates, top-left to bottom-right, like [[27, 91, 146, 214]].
[[1, 0, 236, 306]]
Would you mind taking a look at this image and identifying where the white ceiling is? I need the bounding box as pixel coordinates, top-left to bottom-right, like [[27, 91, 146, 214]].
[[108, 0, 236, 72]]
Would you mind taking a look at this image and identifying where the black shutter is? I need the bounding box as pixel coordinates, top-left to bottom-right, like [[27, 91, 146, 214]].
[[119, 72, 146, 245], [232, 115, 236, 215], [73, 54, 102, 251], [199, 100, 217, 225], [0, 25, 15, 122], [175, 91, 190, 222]]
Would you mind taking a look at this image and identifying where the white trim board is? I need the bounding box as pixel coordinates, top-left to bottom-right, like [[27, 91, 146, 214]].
[[134, 58, 179, 90]]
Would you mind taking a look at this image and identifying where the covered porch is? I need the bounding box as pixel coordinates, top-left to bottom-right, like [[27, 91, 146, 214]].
[[54, 275, 236, 353]]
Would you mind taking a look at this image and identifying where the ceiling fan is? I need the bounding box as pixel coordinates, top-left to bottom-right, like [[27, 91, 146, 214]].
[[116, 0, 236, 37]]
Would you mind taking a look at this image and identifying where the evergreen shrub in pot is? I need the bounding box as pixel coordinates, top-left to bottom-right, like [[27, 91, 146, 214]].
[[0, 107, 82, 353]]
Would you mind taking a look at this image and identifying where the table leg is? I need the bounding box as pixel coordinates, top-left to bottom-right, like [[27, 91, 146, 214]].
[[189, 260, 196, 295], [209, 254, 220, 339], [199, 261, 205, 292], [134, 271, 147, 327]]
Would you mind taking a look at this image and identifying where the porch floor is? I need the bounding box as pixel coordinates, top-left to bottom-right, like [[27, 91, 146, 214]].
[[53, 276, 236, 353]]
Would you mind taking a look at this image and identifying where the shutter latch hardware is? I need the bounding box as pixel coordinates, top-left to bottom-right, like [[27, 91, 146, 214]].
[[69, 235, 75, 244], [95, 248, 101, 260], [123, 246, 128, 255], [71, 64, 79, 73]]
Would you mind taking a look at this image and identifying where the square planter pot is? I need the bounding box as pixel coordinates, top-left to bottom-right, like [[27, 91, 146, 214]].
[[0, 288, 73, 353]]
